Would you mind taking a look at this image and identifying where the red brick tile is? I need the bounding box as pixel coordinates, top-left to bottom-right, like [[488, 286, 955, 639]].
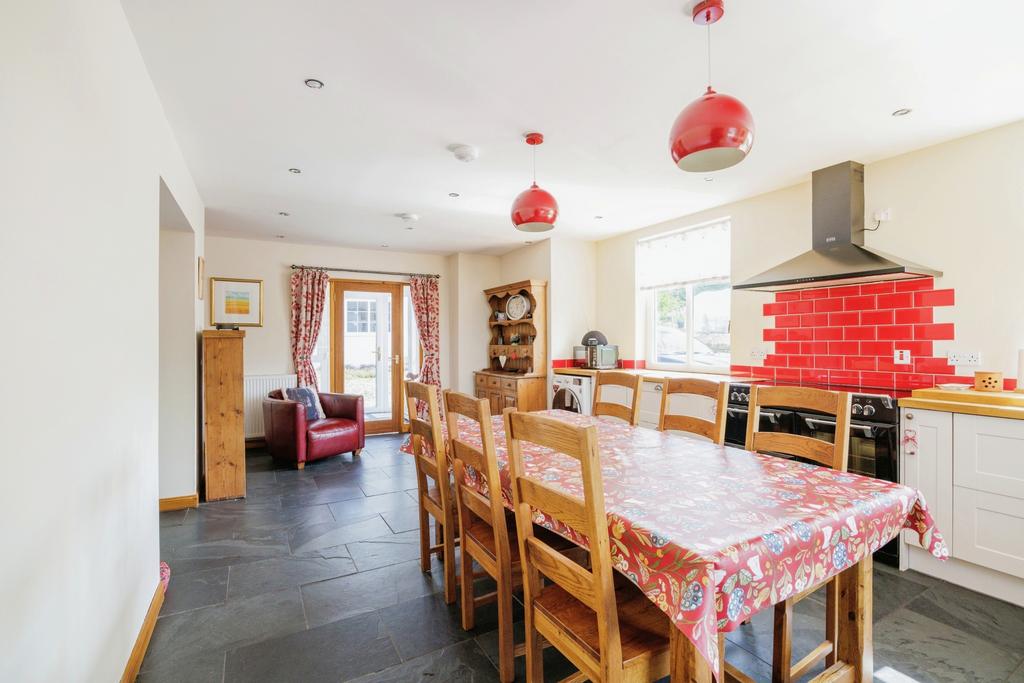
[[915, 289, 955, 308], [800, 313, 829, 327], [620, 359, 636, 369], [776, 291, 801, 302], [788, 328, 814, 341], [801, 342, 829, 355], [941, 376, 973, 385], [814, 298, 845, 313], [751, 366, 776, 380], [895, 308, 933, 324], [860, 309, 894, 326], [895, 278, 934, 292], [814, 327, 844, 341], [814, 356, 844, 369], [845, 356, 876, 371], [775, 368, 802, 382], [894, 373, 936, 389], [896, 341, 933, 356], [844, 326, 877, 341], [764, 355, 788, 367], [763, 302, 788, 316], [787, 300, 815, 314], [636, 360, 646, 369], [763, 329, 788, 342], [829, 312, 860, 326], [799, 369, 829, 383], [788, 355, 814, 368], [830, 370, 861, 385], [730, 364, 752, 374], [1007, 378, 1019, 391], [776, 315, 801, 328], [861, 371, 895, 388], [828, 341, 860, 355], [914, 356, 956, 375], [876, 358, 899, 372], [914, 323, 955, 341], [877, 325, 914, 341], [877, 292, 914, 309], [861, 282, 895, 294], [829, 285, 862, 298], [800, 288, 830, 300], [860, 341, 894, 356], [844, 295, 877, 311], [775, 341, 801, 355], [552, 359, 567, 368]]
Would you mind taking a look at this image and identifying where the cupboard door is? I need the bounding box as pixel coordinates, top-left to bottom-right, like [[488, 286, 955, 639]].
[[488, 391, 502, 415], [953, 414, 1024, 499], [952, 486, 1024, 579], [503, 393, 517, 410], [900, 408, 953, 548], [475, 388, 488, 401], [638, 383, 662, 429]]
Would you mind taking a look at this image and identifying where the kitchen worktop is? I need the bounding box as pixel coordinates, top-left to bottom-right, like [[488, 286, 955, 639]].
[[552, 367, 762, 384], [899, 387, 1024, 420]]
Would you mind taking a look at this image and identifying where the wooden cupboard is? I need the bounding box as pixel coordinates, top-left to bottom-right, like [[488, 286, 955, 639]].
[[473, 371, 547, 414], [202, 330, 246, 501]]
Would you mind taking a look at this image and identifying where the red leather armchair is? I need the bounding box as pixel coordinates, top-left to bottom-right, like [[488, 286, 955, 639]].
[[263, 390, 365, 469]]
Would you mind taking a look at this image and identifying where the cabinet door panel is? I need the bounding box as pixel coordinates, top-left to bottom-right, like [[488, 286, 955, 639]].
[[503, 394, 517, 410], [638, 383, 662, 429], [953, 414, 1024, 498], [475, 388, 488, 400], [900, 408, 953, 548], [952, 486, 1024, 578], [488, 391, 502, 415]]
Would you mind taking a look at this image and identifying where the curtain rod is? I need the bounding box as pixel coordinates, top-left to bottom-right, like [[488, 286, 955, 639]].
[[290, 264, 440, 279]]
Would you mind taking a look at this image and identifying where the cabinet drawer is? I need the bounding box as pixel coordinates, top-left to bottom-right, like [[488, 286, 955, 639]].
[[487, 375, 501, 388], [501, 378, 517, 392], [952, 486, 1024, 579], [475, 374, 486, 387], [953, 414, 1024, 499]]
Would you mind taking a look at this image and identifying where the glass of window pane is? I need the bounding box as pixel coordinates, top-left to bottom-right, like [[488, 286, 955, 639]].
[[655, 286, 688, 366], [692, 282, 731, 367]]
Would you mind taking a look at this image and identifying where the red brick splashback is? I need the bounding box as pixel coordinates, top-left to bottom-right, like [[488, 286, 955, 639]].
[[551, 359, 645, 369], [731, 278, 988, 390]]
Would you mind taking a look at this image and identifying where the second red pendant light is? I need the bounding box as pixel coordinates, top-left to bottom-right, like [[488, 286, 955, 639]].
[[511, 132, 558, 232]]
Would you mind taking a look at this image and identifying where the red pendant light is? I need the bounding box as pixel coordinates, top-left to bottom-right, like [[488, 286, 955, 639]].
[[511, 132, 558, 232], [669, 0, 754, 173]]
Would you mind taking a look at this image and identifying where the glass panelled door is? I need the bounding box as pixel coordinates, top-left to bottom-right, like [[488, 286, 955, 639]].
[[331, 281, 404, 434]]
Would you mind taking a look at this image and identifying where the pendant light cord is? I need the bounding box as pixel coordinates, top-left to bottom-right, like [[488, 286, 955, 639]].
[[706, 21, 712, 88], [532, 143, 537, 184]]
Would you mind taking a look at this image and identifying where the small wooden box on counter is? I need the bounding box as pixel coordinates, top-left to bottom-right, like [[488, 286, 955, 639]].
[[202, 330, 246, 501]]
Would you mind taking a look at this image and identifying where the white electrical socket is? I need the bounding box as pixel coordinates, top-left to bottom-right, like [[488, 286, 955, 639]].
[[894, 349, 912, 365], [873, 208, 893, 222], [947, 351, 982, 367], [750, 349, 768, 361]]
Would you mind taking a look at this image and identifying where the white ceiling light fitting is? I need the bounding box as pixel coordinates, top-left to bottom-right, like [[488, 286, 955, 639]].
[[304, 78, 324, 89], [448, 192, 460, 198], [447, 143, 479, 162], [395, 212, 419, 230], [891, 108, 912, 117], [288, 168, 302, 174], [278, 211, 290, 216]]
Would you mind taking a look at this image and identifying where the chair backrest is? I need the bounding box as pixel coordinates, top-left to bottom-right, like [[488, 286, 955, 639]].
[[443, 390, 510, 566], [504, 410, 623, 681], [657, 378, 729, 444], [744, 385, 852, 471], [405, 381, 449, 496], [592, 371, 642, 426]]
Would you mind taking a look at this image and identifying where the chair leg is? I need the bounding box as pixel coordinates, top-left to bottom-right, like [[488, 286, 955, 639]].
[[442, 519, 457, 605], [460, 546, 475, 631], [497, 575, 515, 683], [353, 448, 362, 456], [418, 503, 431, 573], [435, 518, 444, 548], [296, 461, 305, 470], [524, 607, 544, 683], [825, 579, 838, 667], [772, 599, 793, 683]]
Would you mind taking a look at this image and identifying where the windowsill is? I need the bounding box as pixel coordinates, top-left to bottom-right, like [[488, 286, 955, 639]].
[[644, 365, 731, 375]]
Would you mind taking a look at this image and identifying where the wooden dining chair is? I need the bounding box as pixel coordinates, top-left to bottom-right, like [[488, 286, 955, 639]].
[[505, 410, 671, 683], [405, 380, 458, 605], [592, 371, 643, 426], [657, 378, 729, 444], [744, 384, 853, 683]]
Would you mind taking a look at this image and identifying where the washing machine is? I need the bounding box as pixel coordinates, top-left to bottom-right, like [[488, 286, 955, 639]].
[[551, 374, 594, 415]]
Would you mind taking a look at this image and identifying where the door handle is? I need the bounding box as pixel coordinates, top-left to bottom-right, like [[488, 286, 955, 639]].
[[393, 354, 400, 366]]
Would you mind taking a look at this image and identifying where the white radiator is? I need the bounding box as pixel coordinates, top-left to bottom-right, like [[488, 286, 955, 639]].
[[244, 374, 297, 438]]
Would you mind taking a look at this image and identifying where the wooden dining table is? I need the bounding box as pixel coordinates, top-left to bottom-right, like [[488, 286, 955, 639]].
[[403, 408, 948, 682]]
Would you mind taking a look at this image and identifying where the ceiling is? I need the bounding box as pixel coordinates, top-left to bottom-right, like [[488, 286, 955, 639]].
[[124, 0, 1024, 255]]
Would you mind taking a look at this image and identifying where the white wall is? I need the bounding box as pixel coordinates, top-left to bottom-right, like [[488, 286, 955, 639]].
[[448, 252, 501, 393], [549, 236, 597, 359], [0, 1, 204, 680], [159, 229, 198, 499], [596, 119, 1024, 375], [204, 236, 453, 388]]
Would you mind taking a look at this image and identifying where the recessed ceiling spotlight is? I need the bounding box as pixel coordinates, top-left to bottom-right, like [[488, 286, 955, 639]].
[[448, 192, 460, 198], [275, 234, 285, 239], [891, 108, 912, 117], [404, 225, 415, 231], [594, 215, 604, 220], [304, 78, 324, 89], [278, 211, 290, 216], [380, 243, 389, 248], [704, 176, 714, 182], [288, 168, 302, 174], [525, 241, 534, 245]]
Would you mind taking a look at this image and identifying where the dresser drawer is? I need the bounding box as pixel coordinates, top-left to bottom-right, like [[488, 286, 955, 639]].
[[487, 375, 501, 388], [501, 378, 517, 392], [475, 374, 487, 387]]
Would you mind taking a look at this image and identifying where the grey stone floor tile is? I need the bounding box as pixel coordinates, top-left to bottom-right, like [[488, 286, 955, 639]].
[[161, 526, 292, 575], [378, 592, 473, 660], [142, 588, 306, 672], [475, 622, 579, 683], [1008, 658, 1024, 683], [347, 640, 499, 683], [161, 566, 228, 616], [347, 529, 423, 572], [873, 607, 1021, 682], [905, 579, 1024, 657], [380, 506, 425, 534], [224, 611, 399, 683], [279, 482, 365, 508], [227, 555, 359, 599], [159, 509, 190, 528], [301, 559, 442, 627], [328, 491, 418, 521], [137, 650, 225, 683], [360, 475, 420, 496], [288, 515, 393, 554], [725, 594, 826, 668]]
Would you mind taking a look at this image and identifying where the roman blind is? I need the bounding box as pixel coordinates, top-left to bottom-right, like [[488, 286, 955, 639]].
[[636, 219, 730, 290]]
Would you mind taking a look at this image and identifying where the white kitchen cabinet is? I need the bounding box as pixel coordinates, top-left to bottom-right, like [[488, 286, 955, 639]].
[[953, 414, 1024, 497], [952, 487, 1024, 579], [900, 408, 953, 548], [638, 382, 662, 429]]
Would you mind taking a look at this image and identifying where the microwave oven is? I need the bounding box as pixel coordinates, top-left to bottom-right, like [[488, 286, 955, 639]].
[[573, 344, 619, 370]]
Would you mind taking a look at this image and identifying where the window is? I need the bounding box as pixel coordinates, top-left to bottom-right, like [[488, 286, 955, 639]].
[[345, 299, 376, 333], [311, 304, 331, 390], [638, 219, 731, 371]]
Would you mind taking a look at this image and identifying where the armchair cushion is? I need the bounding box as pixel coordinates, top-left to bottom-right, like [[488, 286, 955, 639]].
[[307, 418, 361, 459], [284, 386, 325, 421]]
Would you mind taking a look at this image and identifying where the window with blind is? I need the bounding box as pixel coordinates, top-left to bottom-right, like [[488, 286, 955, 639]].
[[638, 219, 731, 371]]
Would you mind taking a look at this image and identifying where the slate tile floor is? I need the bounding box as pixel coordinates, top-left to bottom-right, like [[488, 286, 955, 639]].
[[141, 435, 1024, 683]]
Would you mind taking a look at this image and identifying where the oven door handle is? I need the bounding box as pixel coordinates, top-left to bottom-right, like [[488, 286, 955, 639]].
[[803, 416, 875, 437], [728, 407, 781, 424]]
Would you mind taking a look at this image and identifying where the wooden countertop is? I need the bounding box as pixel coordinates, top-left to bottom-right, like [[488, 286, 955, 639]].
[[899, 387, 1024, 420], [552, 367, 762, 384]]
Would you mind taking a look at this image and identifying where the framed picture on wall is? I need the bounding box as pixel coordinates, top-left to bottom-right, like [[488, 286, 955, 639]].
[[210, 277, 263, 327]]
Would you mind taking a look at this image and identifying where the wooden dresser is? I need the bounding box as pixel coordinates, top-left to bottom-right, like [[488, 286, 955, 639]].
[[473, 279, 547, 413], [201, 330, 246, 501]]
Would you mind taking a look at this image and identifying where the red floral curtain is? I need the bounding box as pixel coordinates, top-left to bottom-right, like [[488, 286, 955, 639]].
[[290, 268, 330, 388], [409, 275, 441, 415]]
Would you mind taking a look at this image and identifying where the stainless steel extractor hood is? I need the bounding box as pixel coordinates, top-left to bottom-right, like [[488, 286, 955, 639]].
[[733, 161, 941, 292]]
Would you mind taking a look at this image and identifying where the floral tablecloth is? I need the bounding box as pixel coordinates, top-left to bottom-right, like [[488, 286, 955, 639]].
[[402, 409, 947, 676]]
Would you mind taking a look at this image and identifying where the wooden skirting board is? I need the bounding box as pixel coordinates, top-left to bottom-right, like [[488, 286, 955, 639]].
[[120, 581, 165, 682], [159, 493, 199, 511]]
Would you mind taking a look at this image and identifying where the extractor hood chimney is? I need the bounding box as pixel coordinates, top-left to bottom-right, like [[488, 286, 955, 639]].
[[733, 161, 941, 292]]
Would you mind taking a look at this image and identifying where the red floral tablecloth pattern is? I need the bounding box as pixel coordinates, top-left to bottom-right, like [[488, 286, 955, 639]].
[[402, 409, 948, 675]]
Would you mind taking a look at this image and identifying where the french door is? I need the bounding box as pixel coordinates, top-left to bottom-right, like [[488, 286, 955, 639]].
[[330, 280, 405, 434]]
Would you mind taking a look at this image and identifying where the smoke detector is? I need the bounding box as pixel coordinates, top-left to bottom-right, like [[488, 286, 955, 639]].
[[447, 144, 479, 162]]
